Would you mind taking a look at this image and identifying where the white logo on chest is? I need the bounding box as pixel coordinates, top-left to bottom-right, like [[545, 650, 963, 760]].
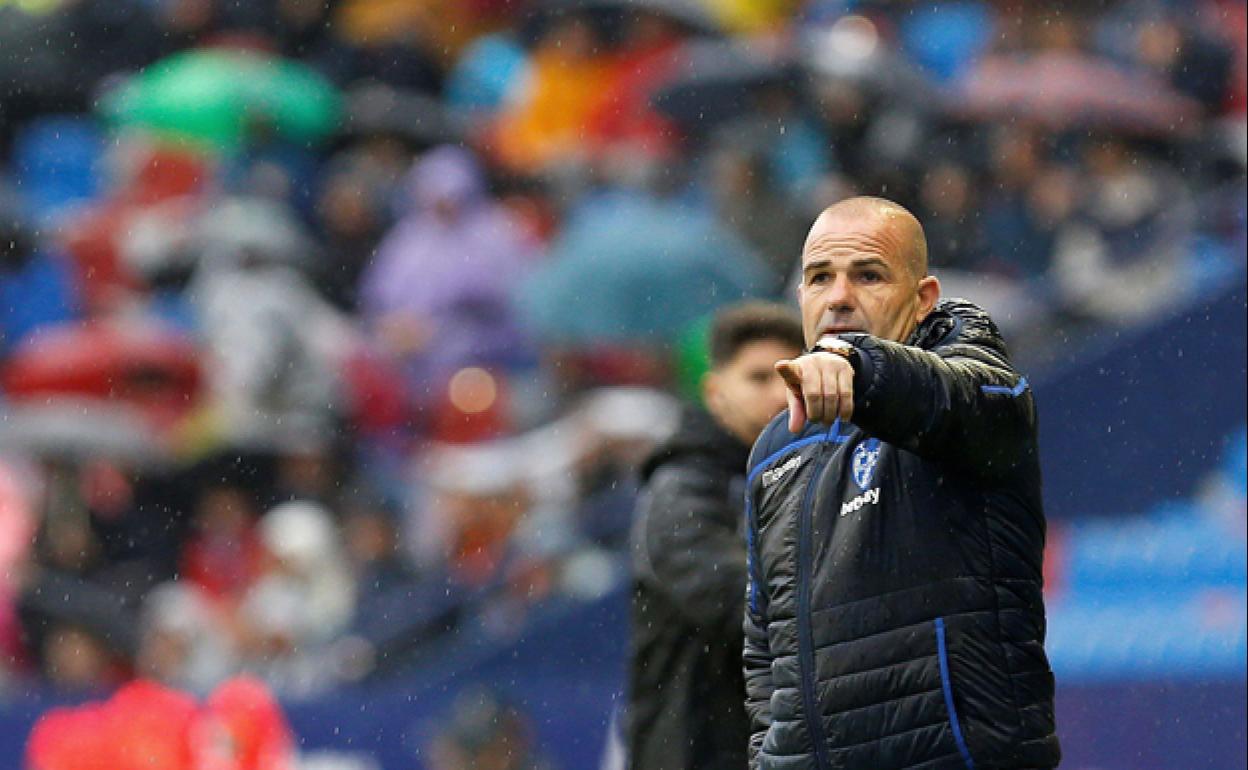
[[840, 487, 880, 517], [851, 440, 881, 490]]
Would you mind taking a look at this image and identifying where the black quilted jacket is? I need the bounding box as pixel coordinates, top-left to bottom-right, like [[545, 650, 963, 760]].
[[629, 405, 752, 770], [743, 299, 1061, 770]]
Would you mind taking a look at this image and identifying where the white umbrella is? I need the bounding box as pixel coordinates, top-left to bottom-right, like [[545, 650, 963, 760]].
[[0, 400, 168, 465]]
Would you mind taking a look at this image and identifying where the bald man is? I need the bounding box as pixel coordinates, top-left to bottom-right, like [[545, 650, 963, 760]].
[[741, 197, 1060, 770]]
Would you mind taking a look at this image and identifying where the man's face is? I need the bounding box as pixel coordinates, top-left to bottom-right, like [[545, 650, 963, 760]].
[[704, 338, 801, 445], [797, 213, 935, 346]]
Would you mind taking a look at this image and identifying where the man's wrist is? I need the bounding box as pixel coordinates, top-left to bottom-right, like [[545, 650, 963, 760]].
[[811, 335, 860, 370], [812, 334, 874, 403]]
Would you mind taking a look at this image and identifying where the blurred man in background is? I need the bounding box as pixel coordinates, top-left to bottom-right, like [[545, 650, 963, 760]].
[[628, 301, 803, 770], [429, 687, 553, 770], [744, 197, 1059, 769]]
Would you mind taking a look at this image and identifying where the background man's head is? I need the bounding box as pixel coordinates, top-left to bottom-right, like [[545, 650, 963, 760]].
[[702, 302, 804, 444], [797, 196, 941, 346]]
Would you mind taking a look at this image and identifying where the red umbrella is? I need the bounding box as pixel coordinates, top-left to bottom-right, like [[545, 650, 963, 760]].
[[1, 321, 203, 428], [952, 51, 1203, 137]]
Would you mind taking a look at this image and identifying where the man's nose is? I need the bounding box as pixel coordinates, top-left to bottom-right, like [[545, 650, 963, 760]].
[[767, 376, 791, 407], [824, 274, 855, 311]]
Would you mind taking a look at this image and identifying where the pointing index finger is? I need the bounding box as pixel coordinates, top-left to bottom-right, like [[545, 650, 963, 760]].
[[775, 359, 806, 433]]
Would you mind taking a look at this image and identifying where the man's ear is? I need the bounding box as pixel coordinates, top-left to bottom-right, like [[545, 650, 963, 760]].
[[914, 275, 941, 323]]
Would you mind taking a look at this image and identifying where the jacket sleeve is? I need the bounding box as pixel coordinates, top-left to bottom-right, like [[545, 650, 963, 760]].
[[632, 465, 747, 638], [846, 322, 1036, 480]]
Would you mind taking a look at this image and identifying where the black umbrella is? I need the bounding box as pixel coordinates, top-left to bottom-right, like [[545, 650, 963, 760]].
[[18, 569, 142, 661], [650, 40, 802, 133], [0, 8, 82, 128], [525, 0, 722, 43], [338, 79, 465, 149]]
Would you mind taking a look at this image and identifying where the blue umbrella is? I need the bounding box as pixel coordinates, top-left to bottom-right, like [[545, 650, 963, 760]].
[[520, 192, 774, 345]]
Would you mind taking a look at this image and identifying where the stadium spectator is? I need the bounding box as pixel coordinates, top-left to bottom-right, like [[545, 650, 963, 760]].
[[187, 196, 349, 446], [235, 501, 356, 695], [310, 157, 391, 312], [488, 12, 610, 174], [703, 125, 812, 286], [360, 145, 539, 400], [428, 687, 554, 770], [1050, 134, 1194, 323]]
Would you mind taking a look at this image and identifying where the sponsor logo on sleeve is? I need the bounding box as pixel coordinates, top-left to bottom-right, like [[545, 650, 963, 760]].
[[762, 454, 804, 488]]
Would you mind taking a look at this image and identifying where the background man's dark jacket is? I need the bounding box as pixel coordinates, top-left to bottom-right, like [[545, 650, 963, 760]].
[[743, 299, 1061, 770], [628, 406, 751, 770]]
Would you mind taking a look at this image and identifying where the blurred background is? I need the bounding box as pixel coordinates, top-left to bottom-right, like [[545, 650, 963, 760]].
[[0, 0, 1243, 767]]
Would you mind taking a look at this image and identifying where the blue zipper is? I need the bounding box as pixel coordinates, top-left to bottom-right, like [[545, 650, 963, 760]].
[[795, 422, 838, 770], [936, 618, 976, 769]]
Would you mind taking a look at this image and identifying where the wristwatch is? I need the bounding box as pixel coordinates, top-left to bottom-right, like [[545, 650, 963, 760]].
[[812, 335, 860, 370]]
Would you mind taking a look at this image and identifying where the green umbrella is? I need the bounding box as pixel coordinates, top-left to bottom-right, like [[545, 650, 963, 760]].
[[101, 48, 341, 150]]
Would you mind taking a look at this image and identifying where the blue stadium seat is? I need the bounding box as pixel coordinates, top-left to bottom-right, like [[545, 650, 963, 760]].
[[1047, 425, 1248, 681]]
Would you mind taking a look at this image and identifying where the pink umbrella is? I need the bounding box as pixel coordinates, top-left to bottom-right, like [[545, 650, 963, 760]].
[[952, 51, 1203, 137]]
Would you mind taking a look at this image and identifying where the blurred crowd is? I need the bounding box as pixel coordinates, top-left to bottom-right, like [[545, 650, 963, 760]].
[[0, 0, 1244, 702]]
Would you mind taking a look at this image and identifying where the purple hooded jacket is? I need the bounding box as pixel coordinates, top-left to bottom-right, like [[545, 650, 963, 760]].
[[360, 146, 537, 389]]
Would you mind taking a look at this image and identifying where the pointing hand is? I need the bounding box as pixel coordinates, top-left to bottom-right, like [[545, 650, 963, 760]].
[[774, 352, 855, 434]]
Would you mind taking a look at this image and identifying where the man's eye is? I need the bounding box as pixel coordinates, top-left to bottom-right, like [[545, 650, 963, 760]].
[[809, 273, 829, 285], [858, 271, 882, 283]]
